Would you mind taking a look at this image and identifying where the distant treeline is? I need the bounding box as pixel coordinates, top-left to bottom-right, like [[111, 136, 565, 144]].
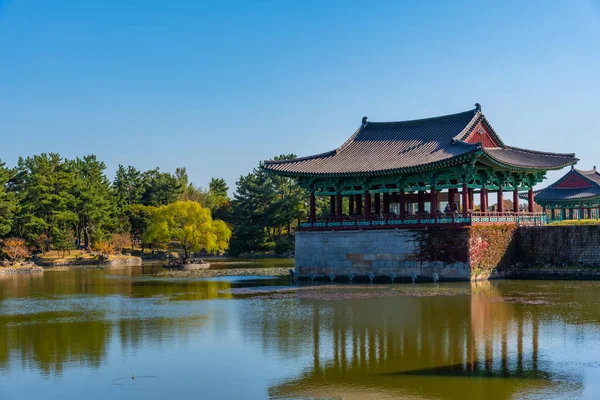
[[0, 153, 320, 257]]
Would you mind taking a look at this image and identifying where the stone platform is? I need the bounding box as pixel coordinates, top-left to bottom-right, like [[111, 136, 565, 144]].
[[295, 229, 470, 281]]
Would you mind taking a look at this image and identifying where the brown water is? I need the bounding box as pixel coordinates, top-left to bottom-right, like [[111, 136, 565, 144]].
[[1, 260, 599, 399]]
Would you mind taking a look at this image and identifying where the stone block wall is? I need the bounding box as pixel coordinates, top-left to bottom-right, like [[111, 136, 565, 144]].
[[295, 229, 470, 281], [517, 225, 600, 267]]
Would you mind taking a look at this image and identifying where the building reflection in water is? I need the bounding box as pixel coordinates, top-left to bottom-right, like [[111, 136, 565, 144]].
[[267, 282, 585, 399]]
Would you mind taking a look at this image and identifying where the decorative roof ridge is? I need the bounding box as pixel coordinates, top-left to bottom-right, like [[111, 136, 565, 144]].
[[452, 110, 484, 143], [334, 125, 363, 154], [364, 107, 477, 126], [502, 145, 577, 158], [576, 168, 600, 175], [452, 107, 507, 148], [263, 150, 336, 165]]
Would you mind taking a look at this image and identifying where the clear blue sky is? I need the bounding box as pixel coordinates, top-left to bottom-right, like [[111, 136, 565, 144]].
[[1, 0, 599, 193]]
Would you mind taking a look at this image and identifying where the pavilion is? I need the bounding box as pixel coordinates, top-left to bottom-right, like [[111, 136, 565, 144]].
[[263, 104, 578, 229], [528, 167, 600, 220]]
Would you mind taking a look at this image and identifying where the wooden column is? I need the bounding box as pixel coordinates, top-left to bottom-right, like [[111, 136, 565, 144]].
[[374, 193, 381, 216], [330, 195, 336, 216], [349, 195, 355, 215], [418, 191, 425, 214], [528, 188, 535, 213], [310, 192, 316, 219], [550, 208, 555, 220], [336, 193, 343, 218], [364, 191, 372, 217], [481, 187, 488, 212], [497, 189, 504, 212], [513, 188, 519, 213], [383, 193, 390, 215], [568, 208, 574, 220], [468, 189, 475, 210], [430, 188, 438, 215], [399, 189, 406, 218], [448, 189, 455, 211], [355, 194, 362, 215], [462, 180, 469, 213]]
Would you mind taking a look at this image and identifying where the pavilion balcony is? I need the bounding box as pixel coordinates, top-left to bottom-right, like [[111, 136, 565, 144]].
[[298, 211, 547, 231]]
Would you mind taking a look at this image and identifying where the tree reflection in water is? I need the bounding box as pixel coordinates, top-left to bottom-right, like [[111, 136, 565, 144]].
[[0, 269, 232, 377]]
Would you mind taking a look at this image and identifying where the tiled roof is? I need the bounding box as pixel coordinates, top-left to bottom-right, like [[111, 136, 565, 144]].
[[263, 105, 578, 177], [533, 187, 600, 201], [533, 169, 600, 202], [482, 147, 577, 169], [578, 169, 600, 185]]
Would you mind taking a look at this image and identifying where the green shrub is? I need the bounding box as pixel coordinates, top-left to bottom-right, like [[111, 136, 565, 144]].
[[274, 238, 294, 254]]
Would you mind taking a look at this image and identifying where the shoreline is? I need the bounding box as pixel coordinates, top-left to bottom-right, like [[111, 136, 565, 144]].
[[157, 266, 291, 278]]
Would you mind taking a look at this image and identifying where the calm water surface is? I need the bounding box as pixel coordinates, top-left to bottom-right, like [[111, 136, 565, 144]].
[[1, 259, 600, 399]]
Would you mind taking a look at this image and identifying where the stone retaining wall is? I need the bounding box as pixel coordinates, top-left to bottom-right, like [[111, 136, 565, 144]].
[[517, 225, 600, 267], [295, 225, 600, 281], [0, 265, 44, 274], [506, 268, 600, 280], [295, 230, 470, 281], [41, 256, 142, 268]]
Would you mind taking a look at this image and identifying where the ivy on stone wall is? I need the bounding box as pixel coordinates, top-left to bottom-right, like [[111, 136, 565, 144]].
[[416, 228, 469, 263], [469, 225, 517, 274]]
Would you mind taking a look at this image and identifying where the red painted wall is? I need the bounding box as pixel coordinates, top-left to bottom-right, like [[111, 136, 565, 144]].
[[464, 122, 499, 148], [555, 172, 592, 189]]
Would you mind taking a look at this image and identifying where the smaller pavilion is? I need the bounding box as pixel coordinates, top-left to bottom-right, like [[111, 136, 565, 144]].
[[529, 167, 600, 220]]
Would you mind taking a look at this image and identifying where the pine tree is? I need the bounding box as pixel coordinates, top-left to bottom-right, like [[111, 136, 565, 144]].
[[0, 161, 18, 236]]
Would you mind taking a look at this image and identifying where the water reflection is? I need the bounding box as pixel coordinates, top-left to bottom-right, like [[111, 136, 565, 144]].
[[0, 269, 233, 377], [260, 282, 590, 399], [1, 266, 599, 399]]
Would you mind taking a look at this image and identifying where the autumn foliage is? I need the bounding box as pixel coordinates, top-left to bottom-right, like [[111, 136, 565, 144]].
[[93, 241, 115, 257], [111, 233, 132, 254], [1, 237, 30, 266]]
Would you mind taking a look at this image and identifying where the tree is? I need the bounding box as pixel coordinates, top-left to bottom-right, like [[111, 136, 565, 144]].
[[125, 204, 155, 250], [113, 165, 144, 208], [2, 237, 30, 266], [143, 201, 231, 261], [140, 168, 184, 206], [72, 155, 114, 248], [94, 241, 115, 258], [209, 178, 228, 198], [33, 233, 51, 255], [229, 155, 307, 255], [0, 161, 18, 236], [111, 233, 132, 254], [52, 227, 74, 258], [10, 153, 78, 242]]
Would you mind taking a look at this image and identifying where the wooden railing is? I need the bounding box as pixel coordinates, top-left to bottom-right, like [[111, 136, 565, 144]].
[[298, 211, 547, 230]]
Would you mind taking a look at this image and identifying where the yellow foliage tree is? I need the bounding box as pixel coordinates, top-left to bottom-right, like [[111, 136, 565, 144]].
[[93, 241, 115, 258], [143, 201, 231, 261], [2, 238, 30, 266]]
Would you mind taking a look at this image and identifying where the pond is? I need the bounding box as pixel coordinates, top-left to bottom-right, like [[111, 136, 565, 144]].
[[1, 259, 600, 399]]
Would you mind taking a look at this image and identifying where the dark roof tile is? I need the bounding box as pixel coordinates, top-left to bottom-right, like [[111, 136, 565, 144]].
[[263, 106, 578, 177]]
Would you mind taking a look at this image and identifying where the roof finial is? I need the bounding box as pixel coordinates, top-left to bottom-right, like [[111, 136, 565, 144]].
[[594, 165, 597, 171], [362, 116, 368, 126], [474, 103, 481, 112]]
